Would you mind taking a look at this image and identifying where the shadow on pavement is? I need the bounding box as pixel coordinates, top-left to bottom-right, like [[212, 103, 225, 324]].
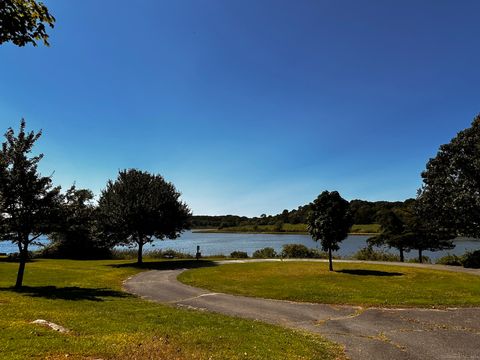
[[336, 269, 403, 277]]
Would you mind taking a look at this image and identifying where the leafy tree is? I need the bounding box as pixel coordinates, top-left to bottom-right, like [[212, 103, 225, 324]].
[[97, 169, 191, 264], [0, 0, 55, 47], [0, 120, 61, 287], [406, 197, 455, 263], [420, 115, 480, 238], [367, 209, 412, 262], [45, 186, 110, 259], [307, 191, 353, 271]]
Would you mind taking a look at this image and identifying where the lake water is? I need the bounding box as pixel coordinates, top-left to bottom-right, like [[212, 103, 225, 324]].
[[1, 231, 479, 261]]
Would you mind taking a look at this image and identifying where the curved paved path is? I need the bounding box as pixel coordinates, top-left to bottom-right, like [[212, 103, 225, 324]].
[[124, 260, 480, 360]]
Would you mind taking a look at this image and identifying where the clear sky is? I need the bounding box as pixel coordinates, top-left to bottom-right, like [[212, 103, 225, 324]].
[[1, 0, 479, 216]]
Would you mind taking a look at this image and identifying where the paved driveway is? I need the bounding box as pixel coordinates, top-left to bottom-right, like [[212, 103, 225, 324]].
[[124, 261, 480, 360]]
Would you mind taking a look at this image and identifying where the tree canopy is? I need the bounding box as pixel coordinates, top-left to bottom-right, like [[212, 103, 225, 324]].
[[307, 191, 353, 271], [0, 0, 55, 47], [46, 186, 109, 259], [97, 169, 191, 263], [0, 119, 61, 287], [420, 115, 480, 238]]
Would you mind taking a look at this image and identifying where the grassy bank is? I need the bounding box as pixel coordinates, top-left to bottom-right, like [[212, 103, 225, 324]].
[[0, 259, 342, 360], [179, 261, 480, 307], [193, 223, 380, 235]]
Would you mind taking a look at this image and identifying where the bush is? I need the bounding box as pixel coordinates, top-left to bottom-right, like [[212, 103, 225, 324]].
[[279, 244, 330, 259], [462, 250, 480, 269], [252, 247, 277, 258], [436, 254, 463, 266], [41, 242, 112, 260], [110, 248, 194, 260], [230, 251, 249, 258], [352, 247, 400, 262]]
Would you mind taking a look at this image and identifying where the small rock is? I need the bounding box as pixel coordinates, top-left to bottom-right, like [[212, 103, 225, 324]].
[[31, 319, 69, 333]]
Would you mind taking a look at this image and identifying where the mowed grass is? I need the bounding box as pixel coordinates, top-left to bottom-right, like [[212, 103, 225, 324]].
[[0, 259, 343, 360], [178, 261, 480, 307]]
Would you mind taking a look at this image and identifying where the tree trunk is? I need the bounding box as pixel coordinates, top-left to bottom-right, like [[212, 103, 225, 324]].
[[15, 243, 28, 288], [328, 248, 333, 271], [137, 241, 143, 264], [418, 248, 423, 263], [399, 248, 404, 262]]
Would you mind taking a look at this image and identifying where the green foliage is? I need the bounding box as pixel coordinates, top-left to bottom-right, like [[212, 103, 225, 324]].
[[307, 191, 353, 270], [462, 250, 480, 269], [352, 247, 400, 262], [97, 169, 191, 264], [0, 120, 61, 287], [281, 244, 311, 258], [435, 254, 463, 266], [252, 247, 277, 258], [420, 115, 480, 238], [230, 251, 249, 258], [110, 248, 194, 260], [44, 185, 111, 259], [280, 244, 328, 259], [0, 0, 55, 46]]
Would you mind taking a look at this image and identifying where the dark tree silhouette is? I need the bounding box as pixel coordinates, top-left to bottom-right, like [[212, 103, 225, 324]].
[[97, 169, 191, 264], [307, 191, 353, 271], [0, 0, 55, 46], [46, 186, 109, 259], [368, 209, 413, 262], [0, 120, 61, 287]]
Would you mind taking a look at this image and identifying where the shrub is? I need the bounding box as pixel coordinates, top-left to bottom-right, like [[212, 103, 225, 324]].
[[352, 247, 400, 262], [230, 251, 249, 258], [252, 247, 277, 259], [462, 250, 480, 269], [110, 248, 194, 260], [436, 254, 463, 266], [281, 244, 310, 258]]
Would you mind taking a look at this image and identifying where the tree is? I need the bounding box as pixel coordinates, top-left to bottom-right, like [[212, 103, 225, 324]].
[[367, 209, 412, 262], [420, 115, 480, 238], [0, 0, 55, 47], [405, 197, 455, 263], [97, 169, 191, 264], [307, 191, 353, 271], [0, 120, 61, 287], [46, 186, 110, 259]]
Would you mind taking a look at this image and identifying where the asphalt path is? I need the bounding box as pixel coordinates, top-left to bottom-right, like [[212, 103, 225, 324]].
[[124, 260, 480, 360]]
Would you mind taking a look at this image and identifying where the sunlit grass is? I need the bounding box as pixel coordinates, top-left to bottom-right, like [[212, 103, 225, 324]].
[[0, 259, 342, 360], [179, 261, 480, 307]]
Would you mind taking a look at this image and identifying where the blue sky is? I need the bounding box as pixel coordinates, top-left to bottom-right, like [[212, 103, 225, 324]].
[[1, 0, 479, 216]]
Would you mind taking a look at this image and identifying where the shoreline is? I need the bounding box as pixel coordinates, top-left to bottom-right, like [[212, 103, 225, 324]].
[[191, 229, 379, 236]]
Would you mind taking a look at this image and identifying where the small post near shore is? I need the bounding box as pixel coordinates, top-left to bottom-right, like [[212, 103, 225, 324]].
[[196, 245, 201, 260]]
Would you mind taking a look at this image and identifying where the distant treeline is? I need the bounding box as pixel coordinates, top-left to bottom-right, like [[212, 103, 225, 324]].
[[192, 199, 414, 229]]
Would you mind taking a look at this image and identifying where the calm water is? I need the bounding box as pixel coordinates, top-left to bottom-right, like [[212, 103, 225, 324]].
[[1, 231, 479, 261]]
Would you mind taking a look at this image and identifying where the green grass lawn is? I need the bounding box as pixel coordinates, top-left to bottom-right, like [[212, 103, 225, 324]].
[[178, 261, 480, 307], [0, 259, 342, 360]]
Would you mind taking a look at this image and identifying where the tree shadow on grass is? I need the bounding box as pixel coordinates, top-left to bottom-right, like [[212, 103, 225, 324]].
[[0, 286, 129, 301], [336, 269, 403, 277], [110, 259, 218, 271]]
